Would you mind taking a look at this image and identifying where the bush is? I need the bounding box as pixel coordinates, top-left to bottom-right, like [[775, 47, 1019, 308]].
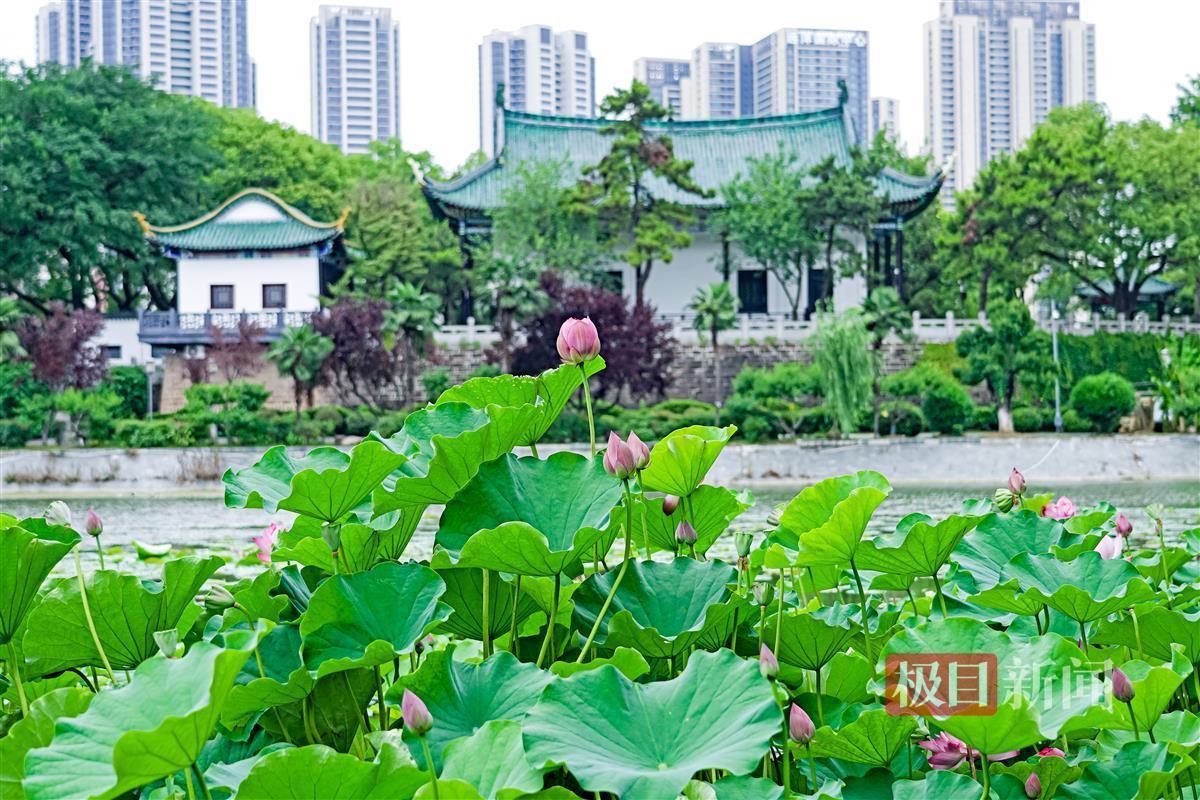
[[882, 401, 924, 437], [1012, 406, 1049, 433], [114, 419, 194, 448], [0, 362, 49, 420], [342, 405, 379, 437], [922, 380, 975, 435], [375, 410, 409, 437], [973, 404, 998, 431], [1069, 372, 1136, 433], [1063, 408, 1093, 433], [289, 414, 336, 444], [469, 363, 502, 380], [0, 419, 32, 448], [99, 365, 148, 419], [881, 363, 949, 398], [420, 367, 451, 400], [223, 409, 290, 446]]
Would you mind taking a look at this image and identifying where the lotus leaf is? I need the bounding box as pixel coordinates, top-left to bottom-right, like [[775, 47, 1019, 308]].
[[805, 707, 917, 766], [950, 510, 1070, 592], [436, 566, 540, 643], [266, 668, 375, 751], [437, 452, 623, 576], [388, 648, 553, 770], [571, 559, 740, 659], [299, 561, 449, 676], [938, 694, 1044, 756], [712, 775, 785, 800], [235, 743, 427, 799], [22, 556, 222, 676], [23, 639, 252, 800], [891, 770, 989, 800], [608, 486, 753, 555], [1056, 740, 1185, 800], [439, 720, 550, 799], [1061, 652, 1194, 734], [1002, 551, 1157, 624], [221, 623, 313, 731], [549, 646, 650, 680], [0, 687, 92, 800], [854, 513, 982, 578], [638, 424, 737, 497], [762, 606, 859, 672], [780, 471, 892, 566], [0, 516, 81, 644], [1093, 606, 1200, 664], [523, 649, 778, 800]]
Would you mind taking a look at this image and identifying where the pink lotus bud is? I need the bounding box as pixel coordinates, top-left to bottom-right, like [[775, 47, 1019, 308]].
[[1008, 468, 1026, 495], [1025, 772, 1042, 799], [662, 495, 680, 515], [626, 431, 650, 470], [675, 520, 697, 545], [759, 644, 779, 680], [401, 689, 433, 736], [252, 522, 279, 564], [1094, 533, 1122, 560], [1038, 747, 1065, 757], [85, 508, 103, 538], [788, 703, 814, 744], [603, 431, 637, 480], [1114, 513, 1132, 537], [927, 749, 966, 770], [556, 317, 600, 365], [1111, 668, 1135, 703], [1041, 496, 1077, 520]]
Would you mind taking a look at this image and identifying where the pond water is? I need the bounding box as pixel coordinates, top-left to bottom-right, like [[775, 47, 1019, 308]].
[[3, 481, 1196, 578]]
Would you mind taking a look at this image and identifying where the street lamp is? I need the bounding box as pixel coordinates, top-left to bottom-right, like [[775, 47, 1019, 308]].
[[1051, 300, 1063, 433], [143, 361, 157, 420]]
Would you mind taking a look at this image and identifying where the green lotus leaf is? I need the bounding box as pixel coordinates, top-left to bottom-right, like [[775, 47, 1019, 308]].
[[388, 648, 554, 771], [221, 623, 313, 731], [523, 649, 778, 800], [299, 562, 449, 677], [762, 606, 859, 672], [968, 579, 1047, 617], [780, 471, 892, 566], [854, 513, 982, 577], [0, 515, 80, 644], [549, 646, 649, 680], [712, 775, 785, 800], [1056, 740, 1185, 800], [436, 566, 540, 643], [1063, 505, 1115, 535], [820, 652, 875, 704], [22, 556, 222, 676], [236, 743, 427, 800], [23, 639, 253, 800], [571, 559, 740, 659], [0, 687, 92, 800], [607, 486, 754, 555], [371, 402, 540, 513], [638, 424, 737, 497], [228, 569, 288, 623], [272, 516, 395, 574], [950, 510, 1070, 592], [991, 755, 1081, 800], [1061, 652, 1194, 735], [439, 720, 550, 800], [891, 770, 988, 800], [805, 707, 917, 767], [437, 452, 623, 577], [1002, 551, 1157, 624], [881, 617, 1095, 738], [938, 694, 1044, 756], [1093, 606, 1200, 664], [1093, 710, 1200, 759], [223, 439, 406, 521], [437, 357, 605, 446], [265, 668, 375, 752], [201, 744, 294, 795]]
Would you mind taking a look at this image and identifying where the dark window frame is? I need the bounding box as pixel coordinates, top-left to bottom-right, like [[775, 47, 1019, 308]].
[[210, 284, 234, 309], [262, 283, 287, 309]]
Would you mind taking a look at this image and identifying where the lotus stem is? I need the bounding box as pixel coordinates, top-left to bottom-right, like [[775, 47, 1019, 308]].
[[510, 575, 522, 655], [1078, 620, 1090, 653], [757, 606, 765, 659], [773, 585, 785, 656], [576, 480, 634, 663], [74, 547, 116, 685], [420, 736, 440, 799], [780, 714, 792, 795], [795, 568, 809, 609], [814, 669, 825, 726], [192, 763, 212, 800], [5, 640, 29, 716], [849, 558, 873, 663], [637, 480, 651, 560], [979, 757, 990, 798], [807, 567, 821, 606], [1131, 608, 1146, 660], [1127, 700, 1141, 741], [529, 441, 539, 459], [905, 586, 919, 618], [96, 534, 105, 570], [183, 763, 197, 800], [536, 572, 562, 667], [579, 363, 596, 459], [931, 570, 949, 618], [374, 665, 387, 730], [481, 569, 491, 658]]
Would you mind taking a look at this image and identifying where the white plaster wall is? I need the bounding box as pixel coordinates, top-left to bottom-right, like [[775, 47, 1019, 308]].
[[220, 197, 286, 222], [96, 317, 155, 366], [176, 253, 321, 314]]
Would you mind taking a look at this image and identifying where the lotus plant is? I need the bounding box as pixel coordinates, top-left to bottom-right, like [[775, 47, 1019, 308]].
[[789, 703, 816, 792], [557, 316, 601, 457], [1042, 496, 1077, 520], [85, 507, 106, 569], [995, 467, 1026, 512], [402, 689, 439, 797], [252, 522, 279, 565]]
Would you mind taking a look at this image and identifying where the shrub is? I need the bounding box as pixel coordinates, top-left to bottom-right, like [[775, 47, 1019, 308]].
[[99, 365, 148, 419], [310, 405, 345, 431], [922, 380, 975, 436], [469, 363, 502, 380], [1069, 372, 1136, 433], [0, 362, 49, 420], [342, 405, 379, 437], [881, 363, 949, 398], [289, 414, 336, 444], [375, 410, 409, 437], [1062, 408, 1093, 433], [1012, 406, 1049, 433], [113, 419, 194, 448], [0, 419, 31, 448], [222, 409, 290, 446], [882, 401, 924, 437], [420, 367, 451, 400], [973, 404, 998, 431]]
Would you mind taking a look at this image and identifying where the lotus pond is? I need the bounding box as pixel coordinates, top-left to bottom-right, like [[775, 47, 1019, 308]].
[[2, 356, 1199, 800]]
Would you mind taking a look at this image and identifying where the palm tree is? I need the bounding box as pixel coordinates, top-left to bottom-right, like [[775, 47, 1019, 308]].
[[690, 282, 739, 409], [382, 282, 442, 404], [861, 287, 913, 435], [266, 325, 334, 419]]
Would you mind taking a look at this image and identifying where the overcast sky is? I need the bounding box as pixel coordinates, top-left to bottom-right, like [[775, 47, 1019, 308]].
[[2, 0, 1196, 169]]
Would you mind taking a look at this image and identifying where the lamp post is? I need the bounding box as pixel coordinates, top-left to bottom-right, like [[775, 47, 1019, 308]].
[[144, 361, 156, 420], [1051, 300, 1063, 433]]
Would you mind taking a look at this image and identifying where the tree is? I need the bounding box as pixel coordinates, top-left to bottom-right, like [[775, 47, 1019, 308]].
[[720, 150, 822, 319], [267, 325, 334, 418], [0, 298, 27, 361], [15, 303, 107, 442], [382, 282, 442, 404], [956, 300, 1050, 434], [861, 287, 913, 435], [207, 320, 267, 382], [808, 153, 884, 304], [0, 62, 220, 311], [812, 312, 872, 437], [311, 298, 405, 411], [689, 282, 739, 407], [1172, 74, 1200, 125], [573, 81, 712, 309]]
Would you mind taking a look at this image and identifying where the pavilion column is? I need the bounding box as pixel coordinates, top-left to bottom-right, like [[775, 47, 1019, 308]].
[[895, 222, 906, 301]]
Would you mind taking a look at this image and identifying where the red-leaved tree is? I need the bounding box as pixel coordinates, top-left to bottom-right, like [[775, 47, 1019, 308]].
[[207, 319, 267, 382], [17, 302, 107, 440], [311, 299, 411, 410]]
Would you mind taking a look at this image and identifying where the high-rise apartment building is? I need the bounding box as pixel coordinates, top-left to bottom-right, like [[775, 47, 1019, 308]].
[[870, 97, 900, 140], [924, 0, 1096, 201], [479, 25, 596, 155], [678, 43, 753, 120], [634, 57, 689, 117], [34, 0, 254, 109], [310, 6, 401, 155], [750, 29, 869, 138]]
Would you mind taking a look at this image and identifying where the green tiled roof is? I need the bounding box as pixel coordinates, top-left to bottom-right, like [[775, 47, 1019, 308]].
[[142, 188, 344, 253], [425, 107, 943, 219]]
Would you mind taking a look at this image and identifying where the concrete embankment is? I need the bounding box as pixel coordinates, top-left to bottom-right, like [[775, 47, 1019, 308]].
[[2, 434, 1196, 499]]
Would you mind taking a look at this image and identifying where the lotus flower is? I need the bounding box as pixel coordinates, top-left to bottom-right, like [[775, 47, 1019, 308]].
[[675, 520, 697, 545], [662, 495, 680, 515], [202, 584, 235, 613], [85, 508, 103, 538], [1094, 533, 1122, 560], [626, 431, 650, 470], [402, 689, 433, 736], [556, 317, 600, 364], [1112, 667, 1135, 703], [1041, 496, 1077, 520], [788, 703, 814, 744], [45, 500, 71, 527], [734, 531, 754, 558], [759, 644, 779, 680], [252, 522, 280, 564], [1008, 468, 1026, 495], [603, 431, 636, 480], [1038, 746, 1065, 757], [415, 634, 435, 655], [1025, 772, 1042, 798], [1114, 513, 1133, 536], [918, 732, 1018, 770]]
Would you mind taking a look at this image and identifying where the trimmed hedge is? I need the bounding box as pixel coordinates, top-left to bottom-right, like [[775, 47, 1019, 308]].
[[1069, 372, 1136, 433]]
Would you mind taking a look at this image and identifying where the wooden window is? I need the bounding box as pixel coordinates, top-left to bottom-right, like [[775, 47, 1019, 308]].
[[210, 284, 234, 309], [262, 283, 287, 308]]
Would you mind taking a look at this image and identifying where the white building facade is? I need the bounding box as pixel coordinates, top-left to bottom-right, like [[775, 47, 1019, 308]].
[[678, 43, 752, 120], [870, 97, 900, 140], [479, 25, 596, 155], [34, 0, 255, 108], [634, 57, 689, 117], [924, 0, 1096, 202], [750, 29, 870, 139], [309, 5, 401, 155]]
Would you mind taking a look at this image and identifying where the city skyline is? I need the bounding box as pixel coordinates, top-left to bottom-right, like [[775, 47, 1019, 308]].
[[5, 0, 1197, 171]]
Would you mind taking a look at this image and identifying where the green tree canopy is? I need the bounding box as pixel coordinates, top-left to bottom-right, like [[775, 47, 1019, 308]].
[[956, 299, 1051, 433], [690, 282, 740, 406]]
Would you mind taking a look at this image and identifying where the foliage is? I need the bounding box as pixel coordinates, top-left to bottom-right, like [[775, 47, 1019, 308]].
[[112, 418, 195, 448], [921, 379, 976, 436], [812, 312, 872, 435], [207, 319, 268, 383], [690, 282, 739, 406], [98, 366, 149, 420], [807, 152, 884, 302], [311, 298, 406, 411], [1171, 73, 1199, 126], [1068, 372, 1137, 433], [266, 325, 334, 417], [956, 300, 1051, 433], [382, 282, 442, 404], [862, 287, 913, 435]]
